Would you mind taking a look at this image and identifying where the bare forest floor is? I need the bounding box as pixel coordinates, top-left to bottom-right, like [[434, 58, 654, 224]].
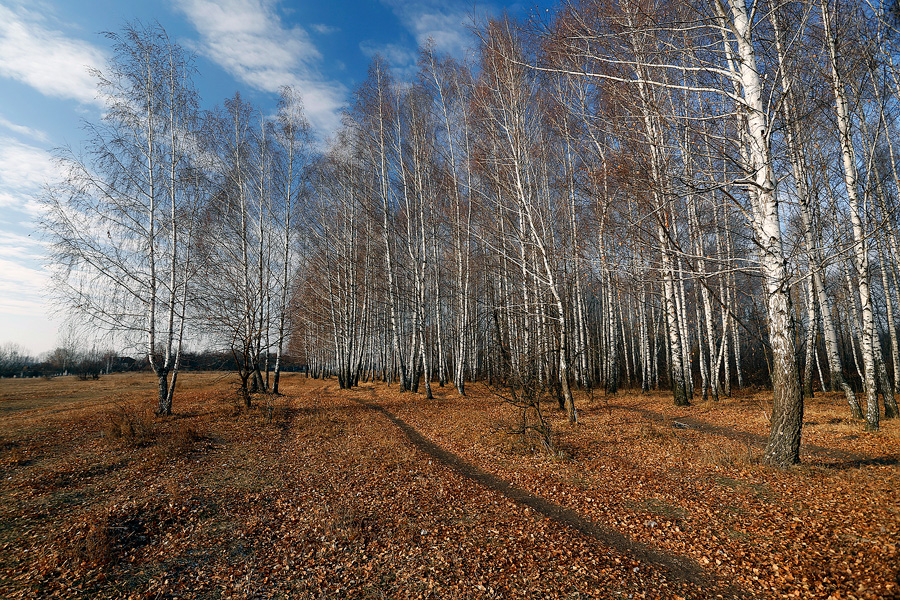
[[0, 372, 897, 599]]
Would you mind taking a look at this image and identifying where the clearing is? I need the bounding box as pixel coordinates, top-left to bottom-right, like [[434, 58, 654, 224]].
[[0, 373, 897, 599]]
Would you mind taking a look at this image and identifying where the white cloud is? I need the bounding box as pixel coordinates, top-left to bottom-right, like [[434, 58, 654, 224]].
[[0, 138, 57, 192], [0, 313, 61, 355], [379, 0, 479, 57], [0, 255, 50, 317], [0, 4, 105, 105], [0, 246, 60, 354], [175, 0, 347, 135], [359, 40, 419, 82], [0, 135, 59, 332], [360, 40, 418, 67], [0, 137, 59, 217], [0, 115, 49, 143], [311, 24, 340, 35], [0, 230, 44, 260]]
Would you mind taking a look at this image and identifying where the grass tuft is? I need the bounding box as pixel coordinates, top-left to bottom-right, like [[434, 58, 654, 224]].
[[101, 403, 155, 447], [156, 421, 203, 459], [700, 438, 759, 468]]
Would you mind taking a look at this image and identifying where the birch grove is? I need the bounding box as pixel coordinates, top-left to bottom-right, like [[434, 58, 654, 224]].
[[42, 5, 900, 465], [284, 0, 899, 467]]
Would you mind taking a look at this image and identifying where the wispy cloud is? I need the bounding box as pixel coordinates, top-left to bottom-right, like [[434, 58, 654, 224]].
[[0, 137, 58, 216], [359, 40, 419, 80], [0, 255, 51, 315], [0, 136, 68, 341], [0, 134, 57, 329], [379, 0, 482, 58], [311, 23, 340, 35], [0, 115, 50, 143], [0, 3, 105, 105], [0, 230, 46, 261], [175, 0, 347, 136], [0, 227, 53, 322]]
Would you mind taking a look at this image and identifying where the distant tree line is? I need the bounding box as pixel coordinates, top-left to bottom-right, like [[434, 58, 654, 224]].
[[0, 341, 304, 379], [0, 343, 36, 378], [0, 343, 128, 379], [42, 0, 900, 467]]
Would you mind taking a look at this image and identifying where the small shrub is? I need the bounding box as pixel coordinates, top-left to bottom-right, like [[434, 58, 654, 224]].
[[58, 504, 152, 567], [487, 363, 555, 455], [261, 393, 291, 426], [60, 511, 114, 566], [101, 403, 155, 447], [327, 501, 363, 542], [489, 418, 552, 456], [156, 422, 202, 459], [214, 389, 245, 418]]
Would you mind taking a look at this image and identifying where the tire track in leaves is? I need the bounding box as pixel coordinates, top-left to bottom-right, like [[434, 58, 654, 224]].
[[353, 396, 752, 599]]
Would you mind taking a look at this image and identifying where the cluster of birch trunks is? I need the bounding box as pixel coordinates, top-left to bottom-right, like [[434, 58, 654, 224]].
[[293, 0, 900, 468], [44, 1, 900, 468]]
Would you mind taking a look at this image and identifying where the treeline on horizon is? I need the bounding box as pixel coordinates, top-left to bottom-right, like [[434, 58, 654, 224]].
[[0, 343, 305, 380], [39, 0, 900, 467]]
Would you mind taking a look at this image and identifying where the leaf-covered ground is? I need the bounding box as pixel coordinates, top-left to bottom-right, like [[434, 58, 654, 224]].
[[0, 373, 897, 599]]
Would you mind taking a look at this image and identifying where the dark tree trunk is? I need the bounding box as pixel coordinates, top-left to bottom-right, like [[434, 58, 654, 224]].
[[156, 369, 171, 416]]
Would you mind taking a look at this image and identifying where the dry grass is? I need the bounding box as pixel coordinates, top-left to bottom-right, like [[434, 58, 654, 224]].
[[101, 403, 155, 446], [59, 509, 115, 566], [698, 437, 759, 469], [154, 421, 203, 459], [637, 419, 677, 441]]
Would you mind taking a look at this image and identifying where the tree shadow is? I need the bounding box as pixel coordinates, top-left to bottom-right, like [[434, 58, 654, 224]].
[[609, 404, 898, 470]]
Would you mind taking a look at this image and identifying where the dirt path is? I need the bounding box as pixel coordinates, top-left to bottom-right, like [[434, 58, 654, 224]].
[[233, 381, 752, 599], [351, 394, 751, 599]]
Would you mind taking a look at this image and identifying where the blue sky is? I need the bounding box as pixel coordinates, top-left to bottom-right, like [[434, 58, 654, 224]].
[[0, 0, 555, 357]]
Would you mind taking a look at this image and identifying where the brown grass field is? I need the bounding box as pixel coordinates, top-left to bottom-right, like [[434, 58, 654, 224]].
[[0, 372, 897, 599]]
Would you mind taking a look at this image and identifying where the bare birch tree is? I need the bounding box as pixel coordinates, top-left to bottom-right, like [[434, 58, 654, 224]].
[[43, 23, 200, 415]]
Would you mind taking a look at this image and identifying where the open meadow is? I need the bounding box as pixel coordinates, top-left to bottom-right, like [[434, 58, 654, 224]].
[[0, 373, 897, 599]]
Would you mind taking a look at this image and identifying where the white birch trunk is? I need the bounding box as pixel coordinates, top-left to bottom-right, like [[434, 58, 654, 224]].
[[821, 0, 879, 430], [725, 0, 804, 465]]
